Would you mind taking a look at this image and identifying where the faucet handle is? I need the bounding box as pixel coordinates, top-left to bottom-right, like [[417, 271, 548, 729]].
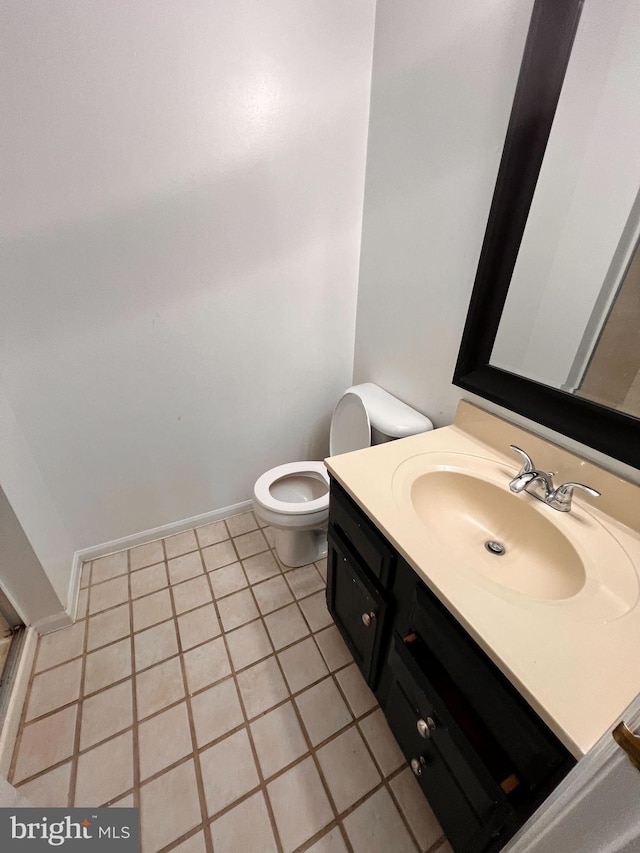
[[509, 445, 535, 475], [551, 482, 601, 511]]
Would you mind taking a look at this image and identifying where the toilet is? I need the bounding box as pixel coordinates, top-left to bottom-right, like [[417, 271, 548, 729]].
[[252, 383, 433, 567]]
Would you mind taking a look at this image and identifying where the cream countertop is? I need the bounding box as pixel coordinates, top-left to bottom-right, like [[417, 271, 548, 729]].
[[325, 401, 640, 759]]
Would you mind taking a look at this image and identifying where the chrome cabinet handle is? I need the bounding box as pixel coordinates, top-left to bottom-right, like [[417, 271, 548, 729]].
[[361, 611, 376, 628], [410, 756, 427, 777], [417, 717, 436, 739]]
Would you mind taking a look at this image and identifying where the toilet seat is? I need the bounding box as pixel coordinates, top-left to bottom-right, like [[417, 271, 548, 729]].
[[253, 461, 329, 516]]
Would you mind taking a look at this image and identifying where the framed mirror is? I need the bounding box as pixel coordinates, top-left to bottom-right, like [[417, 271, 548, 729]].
[[453, 0, 640, 470]]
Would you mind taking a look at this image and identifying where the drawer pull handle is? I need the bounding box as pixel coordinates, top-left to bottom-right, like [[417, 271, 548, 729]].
[[361, 611, 376, 627], [417, 717, 436, 739], [410, 756, 427, 777]]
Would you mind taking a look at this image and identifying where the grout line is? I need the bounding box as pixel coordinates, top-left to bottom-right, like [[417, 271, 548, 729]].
[[126, 548, 141, 813], [162, 536, 215, 853], [204, 519, 286, 853], [67, 561, 91, 807]]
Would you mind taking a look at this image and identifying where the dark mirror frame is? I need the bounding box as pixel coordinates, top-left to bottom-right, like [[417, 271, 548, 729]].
[[453, 0, 640, 470]]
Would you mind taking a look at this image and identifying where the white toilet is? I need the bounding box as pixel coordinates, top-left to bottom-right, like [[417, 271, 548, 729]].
[[252, 383, 433, 567]]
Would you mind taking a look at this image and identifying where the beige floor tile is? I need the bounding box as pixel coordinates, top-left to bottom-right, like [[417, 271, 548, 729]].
[[140, 759, 201, 852], [191, 677, 244, 747], [13, 705, 77, 784], [80, 562, 92, 589], [315, 558, 328, 582], [315, 626, 353, 672], [74, 730, 133, 807], [299, 591, 333, 632], [241, 551, 280, 585], [210, 791, 277, 853], [89, 575, 129, 615], [217, 589, 259, 632], [390, 768, 444, 851], [236, 657, 288, 719], [316, 727, 380, 814], [91, 551, 128, 585], [130, 563, 168, 599], [226, 511, 258, 537], [195, 520, 228, 548], [306, 827, 349, 853], [35, 622, 85, 673], [136, 656, 184, 720], [16, 761, 72, 807], [202, 540, 237, 572], [208, 562, 247, 599], [253, 575, 294, 615], [267, 756, 333, 853], [183, 637, 230, 694], [360, 708, 405, 777], [170, 831, 207, 853], [164, 530, 198, 560], [250, 701, 308, 779], [132, 588, 173, 632], [335, 664, 377, 718], [264, 603, 309, 651], [177, 604, 221, 650], [87, 604, 131, 652], [76, 588, 89, 620], [343, 787, 417, 853], [173, 575, 212, 615], [296, 677, 352, 746], [129, 540, 165, 571], [134, 619, 179, 671], [233, 529, 268, 559], [26, 658, 82, 721], [226, 620, 272, 671], [80, 680, 133, 751], [263, 525, 276, 547], [286, 564, 325, 599], [84, 638, 132, 695], [278, 638, 328, 694], [168, 550, 204, 585], [200, 729, 259, 817], [138, 701, 193, 780]]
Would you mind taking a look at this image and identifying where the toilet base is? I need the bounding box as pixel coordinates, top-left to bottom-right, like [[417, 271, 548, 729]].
[[275, 526, 328, 568]]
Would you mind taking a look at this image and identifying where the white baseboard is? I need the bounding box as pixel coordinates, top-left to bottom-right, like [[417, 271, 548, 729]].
[[65, 499, 253, 621], [33, 611, 73, 634], [0, 627, 37, 779]]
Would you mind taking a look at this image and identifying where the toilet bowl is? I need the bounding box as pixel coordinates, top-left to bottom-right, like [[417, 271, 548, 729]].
[[252, 384, 433, 567]]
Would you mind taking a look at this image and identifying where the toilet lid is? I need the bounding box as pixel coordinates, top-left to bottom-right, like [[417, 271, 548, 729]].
[[329, 392, 371, 456]]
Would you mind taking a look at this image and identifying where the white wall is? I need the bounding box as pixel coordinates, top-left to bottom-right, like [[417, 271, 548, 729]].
[[1, 1, 376, 566], [353, 0, 535, 425]]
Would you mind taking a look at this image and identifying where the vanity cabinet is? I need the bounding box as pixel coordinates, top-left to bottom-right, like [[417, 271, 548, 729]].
[[326, 479, 575, 853]]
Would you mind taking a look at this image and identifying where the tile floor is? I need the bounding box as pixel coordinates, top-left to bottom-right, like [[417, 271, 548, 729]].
[[9, 511, 451, 853]]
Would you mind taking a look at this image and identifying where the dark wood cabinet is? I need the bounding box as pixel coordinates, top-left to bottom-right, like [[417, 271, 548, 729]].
[[326, 478, 575, 853]]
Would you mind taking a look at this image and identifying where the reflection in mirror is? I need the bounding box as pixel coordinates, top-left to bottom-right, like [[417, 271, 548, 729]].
[[576, 235, 640, 415], [488, 0, 640, 419]]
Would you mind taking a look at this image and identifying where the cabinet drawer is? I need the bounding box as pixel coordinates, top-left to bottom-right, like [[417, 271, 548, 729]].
[[326, 525, 390, 687], [329, 481, 395, 587], [386, 635, 516, 853]]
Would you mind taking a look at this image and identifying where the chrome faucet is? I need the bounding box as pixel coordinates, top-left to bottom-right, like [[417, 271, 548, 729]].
[[508, 445, 600, 512]]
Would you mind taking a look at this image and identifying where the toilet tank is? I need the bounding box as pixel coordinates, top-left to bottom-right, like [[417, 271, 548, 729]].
[[329, 383, 433, 455]]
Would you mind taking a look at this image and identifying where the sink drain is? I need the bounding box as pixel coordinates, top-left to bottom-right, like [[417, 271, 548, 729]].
[[485, 540, 505, 556]]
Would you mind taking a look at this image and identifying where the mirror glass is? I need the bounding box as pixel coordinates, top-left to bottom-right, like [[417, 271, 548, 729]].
[[489, 1, 640, 418]]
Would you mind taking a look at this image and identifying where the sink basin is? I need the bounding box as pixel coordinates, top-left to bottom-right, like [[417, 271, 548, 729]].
[[392, 451, 639, 616]]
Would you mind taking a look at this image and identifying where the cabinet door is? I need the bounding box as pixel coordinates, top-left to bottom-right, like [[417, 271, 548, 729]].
[[385, 635, 516, 853], [326, 526, 388, 686]]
